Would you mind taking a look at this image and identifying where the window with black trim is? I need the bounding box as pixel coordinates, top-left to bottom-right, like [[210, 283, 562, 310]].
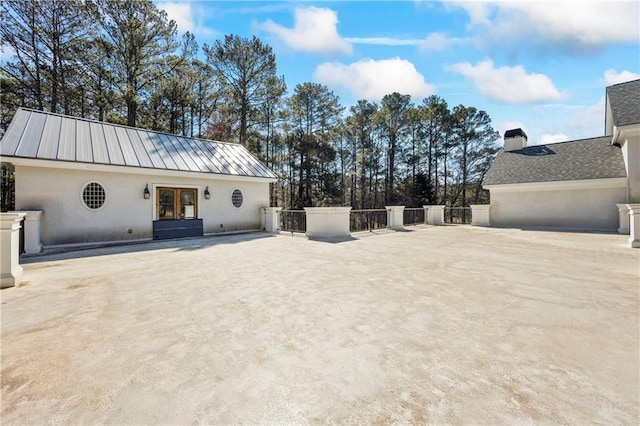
[[231, 189, 243, 208], [82, 182, 106, 209]]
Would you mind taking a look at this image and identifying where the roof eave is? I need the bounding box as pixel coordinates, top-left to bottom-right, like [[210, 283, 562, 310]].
[[4, 156, 278, 183]]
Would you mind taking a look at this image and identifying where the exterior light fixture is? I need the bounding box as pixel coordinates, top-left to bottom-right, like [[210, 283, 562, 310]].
[[143, 184, 151, 200], [204, 186, 211, 200]]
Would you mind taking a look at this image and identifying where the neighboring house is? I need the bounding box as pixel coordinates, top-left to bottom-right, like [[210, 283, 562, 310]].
[[483, 79, 640, 233], [0, 108, 277, 246]]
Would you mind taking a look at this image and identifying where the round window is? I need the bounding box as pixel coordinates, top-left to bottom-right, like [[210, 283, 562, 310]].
[[82, 182, 106, 209], [231, 189, 243, 208]]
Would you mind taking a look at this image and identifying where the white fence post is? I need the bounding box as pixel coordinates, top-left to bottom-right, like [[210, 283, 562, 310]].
[[22, 210, 43, 254], [617, 204, 630, 234], [626, 204, 640, 248], [425, 205, 445, 225], [304, 207, 351, 239], [262, 207, 282, 233], [385, 206, 405, 230], [1, 212, 26, 288]]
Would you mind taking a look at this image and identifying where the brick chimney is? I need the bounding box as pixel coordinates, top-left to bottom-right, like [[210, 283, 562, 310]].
[[504, 128, 527, 151]]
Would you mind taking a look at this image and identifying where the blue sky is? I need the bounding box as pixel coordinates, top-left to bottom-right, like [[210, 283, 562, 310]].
[[158, 0, 640, 146]]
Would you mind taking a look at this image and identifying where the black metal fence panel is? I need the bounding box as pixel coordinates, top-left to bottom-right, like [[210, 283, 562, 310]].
[[280, 210, 307, 233], [1, 164, 15, 212], [350, 209, 388, 232], [403, 208, 425, 225], [444, 207, 472, 224]]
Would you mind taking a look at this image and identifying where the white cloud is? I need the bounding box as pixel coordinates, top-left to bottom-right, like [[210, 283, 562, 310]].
[[495, 121, 528, 140], [258, 6, 352, 55], [539, 133, 569, 145], [314, 58, 435, 102], [603, 69, 640, 86], [565, 96, 606, 139], [446, 1, 639, 52], [344, 37, 423, 46], [419, 32, 469, 51], [447, 59, 564, 104], [158, 2, 194, 33]]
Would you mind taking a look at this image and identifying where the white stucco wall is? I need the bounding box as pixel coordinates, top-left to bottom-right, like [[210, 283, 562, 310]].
[[487, 180, 628, 231], [15, 165, 271, 246]]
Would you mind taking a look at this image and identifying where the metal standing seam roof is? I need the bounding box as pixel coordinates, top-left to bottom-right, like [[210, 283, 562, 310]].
[[606, 79, 640, 128], [0, 108, 277, 180], [483, 136, 627, 186]]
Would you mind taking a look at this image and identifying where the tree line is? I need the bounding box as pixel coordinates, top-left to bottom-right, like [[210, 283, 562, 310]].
[[1, 0, 499, 209]]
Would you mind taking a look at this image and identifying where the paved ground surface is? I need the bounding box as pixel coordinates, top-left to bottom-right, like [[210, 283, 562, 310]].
[[1, 225, 639, 425]]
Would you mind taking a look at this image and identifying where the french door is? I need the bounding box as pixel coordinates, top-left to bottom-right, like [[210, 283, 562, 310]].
[[156, 187, 197, 220]]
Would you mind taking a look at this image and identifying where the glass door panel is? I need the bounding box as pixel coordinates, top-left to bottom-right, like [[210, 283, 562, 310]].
[[158, 188, 176, 220], [180, 189, 196, 219], [156, 187, 198, 220]]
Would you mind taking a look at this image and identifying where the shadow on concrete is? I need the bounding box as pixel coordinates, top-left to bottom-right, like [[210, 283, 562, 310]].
[[21, 231, 275, 264], [492, 225, 620, 236]]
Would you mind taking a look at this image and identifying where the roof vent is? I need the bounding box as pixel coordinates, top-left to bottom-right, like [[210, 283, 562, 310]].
[[504, 128, 528, 152]]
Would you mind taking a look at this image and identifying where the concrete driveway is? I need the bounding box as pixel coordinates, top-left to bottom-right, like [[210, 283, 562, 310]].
[[1, 226, 638, 424]]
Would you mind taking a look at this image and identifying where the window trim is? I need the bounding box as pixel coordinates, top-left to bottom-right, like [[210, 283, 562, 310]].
[[155, 186, 199, 221], [80, 181, 107, 211], [231, 188, 243, 209]]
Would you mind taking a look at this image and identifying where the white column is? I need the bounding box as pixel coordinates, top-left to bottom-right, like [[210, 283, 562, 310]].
[[385, 206, 405, 230], [261, 207, 282, 233], [616, 203, 630, 234], [626, 204, 640, 248], [422, 206, 429, 224], [470, 204, 491, 226], [22, 210, 43, 254], [304, 207, 351, 239], [425, 205, 445, 225], [1, 212, 26, 288]]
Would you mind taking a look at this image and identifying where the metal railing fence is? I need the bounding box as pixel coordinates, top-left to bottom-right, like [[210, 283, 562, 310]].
[[444, 207, 472, 224], [350, 209, 388, 232], [279, 210, 307, 233], [403, 208, 425, 225]]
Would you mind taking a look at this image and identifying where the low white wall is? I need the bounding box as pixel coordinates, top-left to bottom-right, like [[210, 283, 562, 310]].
[[489, 185, 627, 231], [15, 166, 270, 245]]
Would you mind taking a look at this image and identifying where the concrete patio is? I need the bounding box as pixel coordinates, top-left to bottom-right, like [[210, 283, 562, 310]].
[[1, 226, 638, 424]]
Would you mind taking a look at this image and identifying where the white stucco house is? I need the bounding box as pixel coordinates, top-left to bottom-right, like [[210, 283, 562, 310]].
[[482, 79, 640, 244], [0, 108, 277, 247]]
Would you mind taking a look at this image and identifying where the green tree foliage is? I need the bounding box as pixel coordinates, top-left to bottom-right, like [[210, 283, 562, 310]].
[[203, 35, 280, 153], [88, 0, 180, 127], [378, 92, 412, 203], [285, 83, 344, 207], [1, 0, 88, 117]]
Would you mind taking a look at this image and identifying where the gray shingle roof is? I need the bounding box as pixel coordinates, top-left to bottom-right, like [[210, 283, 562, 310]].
[[606, 79, 640, 127], [483, 136, 627, 186], [0, 108, 277, 180]]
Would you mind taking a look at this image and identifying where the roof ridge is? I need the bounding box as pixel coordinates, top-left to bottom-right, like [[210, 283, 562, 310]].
[[15, 107, 244, 148], [519, 135, 611, 149]]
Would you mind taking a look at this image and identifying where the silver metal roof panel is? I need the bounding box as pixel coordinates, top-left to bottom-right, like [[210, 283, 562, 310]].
[[57, 116, 76, 161], [90, 121, 110, 164], [0, 108, 277, 180], [37, 114, 62, 159], [75, 120, 93, 162], [102, 125, 125, 165]]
